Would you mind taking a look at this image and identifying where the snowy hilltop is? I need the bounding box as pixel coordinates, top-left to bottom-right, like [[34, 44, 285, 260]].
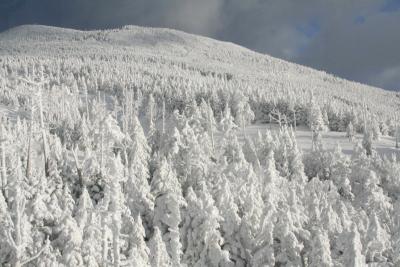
[[0, 25, 399, 266]]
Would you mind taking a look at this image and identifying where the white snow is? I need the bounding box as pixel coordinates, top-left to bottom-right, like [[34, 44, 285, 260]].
[[241, 123, 400, 156]]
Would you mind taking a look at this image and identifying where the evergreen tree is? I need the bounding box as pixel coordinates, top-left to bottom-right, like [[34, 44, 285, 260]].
[[346, 121, 355, 141], [149, 227, 171, 267], [365, 212, 390, 263], [308, 94, 327, 148], [330, 144, 353, 200], [127, 215, 150, 266], [152, 158, 186, 266], [342, 224, 366, 267], [74, 186, 93, 231], [182, 186, 231, 267], [125, 114, 154, 231], [215, 175, 244, 265], [362, 126, 374, 156], [251, 201, 276, 267], [309, 229, 333, 267]]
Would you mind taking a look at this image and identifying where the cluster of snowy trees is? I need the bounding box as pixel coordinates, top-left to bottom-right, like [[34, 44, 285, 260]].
[[1, 29, 399, 138], [0, 66, 400, 266]]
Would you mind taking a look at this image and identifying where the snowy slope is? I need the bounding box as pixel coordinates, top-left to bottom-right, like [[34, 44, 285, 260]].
[[1, 25, 399, 154], [0, 24, 398, 112]]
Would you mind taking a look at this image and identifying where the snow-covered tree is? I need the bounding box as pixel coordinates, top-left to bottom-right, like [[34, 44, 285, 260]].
[[151, 158, 186, 266], [127, 215, 150, 266], [74, 186, 93, 231], [308, 93, 328, 147], [125, 114, 154, 231], [342, 224, 366, 267], [215, 175, 244, 265], [309, 228, 333, 267], [365, 212, 390, 263], [149, 227, 171, 267], [362, 126, 374, 156], [182, 186, 231, 267], [330, 144, 353, 200], [346, 121, 355, 141]]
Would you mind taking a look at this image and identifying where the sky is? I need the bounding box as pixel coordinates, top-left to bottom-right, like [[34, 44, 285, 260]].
[[1, 0, 400, 91]]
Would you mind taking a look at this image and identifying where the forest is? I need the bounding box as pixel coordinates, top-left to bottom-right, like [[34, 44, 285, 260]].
[[1, 26, 400, 266]]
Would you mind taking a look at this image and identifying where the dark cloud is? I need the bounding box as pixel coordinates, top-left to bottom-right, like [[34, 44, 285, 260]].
[[0, 0, 399, 90]]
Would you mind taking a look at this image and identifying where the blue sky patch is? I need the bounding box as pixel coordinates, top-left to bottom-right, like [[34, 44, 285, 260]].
[[296, 19, 320, 39], [354, 15, 366, 25], [380, 0, 400, 13]]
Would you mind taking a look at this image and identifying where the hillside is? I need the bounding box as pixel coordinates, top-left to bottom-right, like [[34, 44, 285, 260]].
[[1, 25, 398, 119], [0, 25, 399, 266]]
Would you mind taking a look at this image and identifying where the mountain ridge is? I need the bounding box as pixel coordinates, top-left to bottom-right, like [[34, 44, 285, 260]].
[[0, 24, 398, 120], [0, 24, 392, 93]]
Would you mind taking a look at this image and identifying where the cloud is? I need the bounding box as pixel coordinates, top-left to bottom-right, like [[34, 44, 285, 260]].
[[0, 0, 399, 90], [368, 65, 400, 91], [161, 0, 225, 35]]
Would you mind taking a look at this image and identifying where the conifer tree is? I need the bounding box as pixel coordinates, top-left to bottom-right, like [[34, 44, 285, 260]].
[[362, 126, 374, 156], [308, 94, 327, 149], [152, 158, 185, 266], [74, 186, 93, 231], [251, 201, 276, 267], [149, 227, 171, 267], [127, 215, 150, 266], [365, 212, 390, 263], [330, 144, 353, 200], [125, 114, 154, 231], [6, 158, 49, 267], [182, 186, 231, 267], [309, 229, 333, 267], [215, 175, 244, 265], [342, 224, 366, 267], [346, 121, 355, 141]]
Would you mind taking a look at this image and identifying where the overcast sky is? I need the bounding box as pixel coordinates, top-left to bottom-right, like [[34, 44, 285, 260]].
[[1, 0, 399, 90]]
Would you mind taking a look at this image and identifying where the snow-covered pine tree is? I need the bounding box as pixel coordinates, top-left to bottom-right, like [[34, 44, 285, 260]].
[[365, 212, 390, 263], [251, 199, 276, 267], [0, 189, 12, 264], [346, 121, 355, 141], [56, 214, 84, 266], [125, 113, 154, 232], [182, 185, 231, 267], [151, 157, 186, 266], [149, 227, 171, 267], [342, 223, 366, 267], [199, 99, 216, 151], [146, 93, 156, 134], [6, 157, 50, 267], [308, 93, 327, 149], [274, 210, 304, 267], [329, 144, 354, 200], [242, 137, 262, 174], [309, 228, 333, 267], [127, 215, 150, 266], [362, 125, 374, 156], [214, 175, 244, 265], [74, 186, 94, 231]]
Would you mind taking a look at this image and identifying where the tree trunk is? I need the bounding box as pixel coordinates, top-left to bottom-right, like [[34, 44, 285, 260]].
[[207, 101, 215, 151]]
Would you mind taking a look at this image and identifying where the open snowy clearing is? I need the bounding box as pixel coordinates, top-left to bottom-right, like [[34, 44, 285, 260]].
[[240, 123, 400, 157]]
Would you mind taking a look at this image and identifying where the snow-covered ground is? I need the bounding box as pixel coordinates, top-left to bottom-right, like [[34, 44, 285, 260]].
[[242, 123, 400, 156]]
